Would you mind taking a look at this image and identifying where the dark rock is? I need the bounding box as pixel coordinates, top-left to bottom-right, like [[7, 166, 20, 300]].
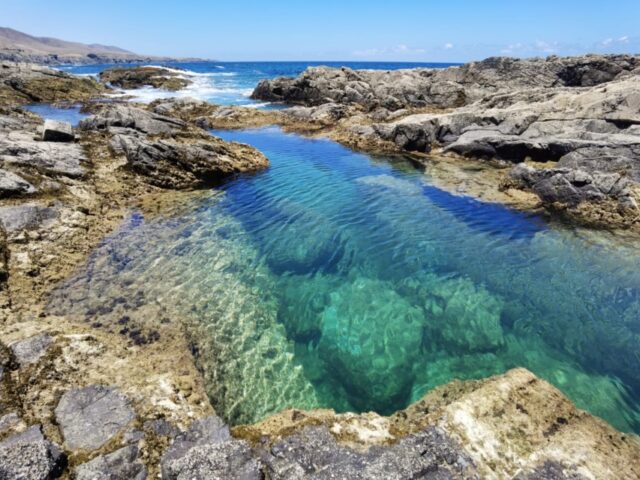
[[74, 445, 147, 480], [55, 385, 135, 451], [514, 460, 588, 480], [9, 334, 54, 366], [0, 426, 66, 480], [42, 119, 74, 142], [100, 66, 191, 91]]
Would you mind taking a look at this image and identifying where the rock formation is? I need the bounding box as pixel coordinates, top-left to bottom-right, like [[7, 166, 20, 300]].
[[252, 55, 640, 229]]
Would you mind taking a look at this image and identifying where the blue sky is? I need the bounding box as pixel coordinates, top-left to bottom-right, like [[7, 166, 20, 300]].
[[2, 0, 639, 61]]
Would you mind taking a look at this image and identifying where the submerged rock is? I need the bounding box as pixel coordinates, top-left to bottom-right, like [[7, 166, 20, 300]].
[[319, 278, 425, 412], [55, 385, 135, 451]]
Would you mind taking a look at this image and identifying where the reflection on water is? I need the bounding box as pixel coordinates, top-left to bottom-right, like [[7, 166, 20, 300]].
[[49, 127, 640, 431]]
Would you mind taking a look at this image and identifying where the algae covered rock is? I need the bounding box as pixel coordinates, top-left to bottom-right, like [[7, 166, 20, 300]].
[[100, 66, 191, 91], [318, 277, 425, 412]]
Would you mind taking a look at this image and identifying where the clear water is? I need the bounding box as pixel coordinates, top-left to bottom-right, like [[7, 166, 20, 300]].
[[48, 127, 640, 433], [59, 61, 460, 106], [23, 104, 88, 127]]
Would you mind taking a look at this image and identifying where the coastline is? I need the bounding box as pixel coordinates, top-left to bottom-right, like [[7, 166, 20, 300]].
[[1, 60, 640, 478]]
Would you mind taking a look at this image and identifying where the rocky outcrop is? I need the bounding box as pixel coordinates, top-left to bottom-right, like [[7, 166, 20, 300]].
[[252, 55, 640, 110], [0, 61, 106, 106], [80, 104, 269, 188], [100, 66, 192, 91], [41, 119, 74, 142], [251, 55, 640, 229]]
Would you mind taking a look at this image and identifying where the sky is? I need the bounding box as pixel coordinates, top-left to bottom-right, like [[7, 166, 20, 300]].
[[2, 0, 640, 62]]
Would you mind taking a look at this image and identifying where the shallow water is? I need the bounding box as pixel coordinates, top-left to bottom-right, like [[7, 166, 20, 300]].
[[48, 127, 640, 432], [24, 103, 88, 126]]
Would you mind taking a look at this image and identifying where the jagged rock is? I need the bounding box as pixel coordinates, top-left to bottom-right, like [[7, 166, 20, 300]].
[[55, 385, 135, 451], [0, 168, 36, 197], [160, 416, 262, 479], [0, 426, 66, 480], [9, 333, 53, 366], [74, 445, 147, 480], [79, 104, 186, 135], [0, 203, 58, 233], [42, 119, 74, 142], [252, 55, 640, 110], [111, 131, 269, 189], [100, 66, 191, 91]]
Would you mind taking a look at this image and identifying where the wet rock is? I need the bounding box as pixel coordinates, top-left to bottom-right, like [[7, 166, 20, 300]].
[[74, 445, 147, 480], [9, 333, 54, 366], [0, 426, 66, 480], [100, 66, 191, 91], [319, 278, 424, 411], [0, 203, 58, 233], [55, 385, 135, 451], [79, 104, 186, 135], [42, 119, 74, 142], [0, 169, 36, 197], [110, 131, 269, 189]]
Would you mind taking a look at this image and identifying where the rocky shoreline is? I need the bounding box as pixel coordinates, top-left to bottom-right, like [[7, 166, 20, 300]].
[[250, 55, 640, 230], [0, 59, 640, 478]]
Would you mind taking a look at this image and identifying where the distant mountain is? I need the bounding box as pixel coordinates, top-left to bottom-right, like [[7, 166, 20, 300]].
[[0, 27, 204, 65]]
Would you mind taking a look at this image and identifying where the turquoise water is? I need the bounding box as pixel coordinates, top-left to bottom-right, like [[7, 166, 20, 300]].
[[48, 127, 640, 432]]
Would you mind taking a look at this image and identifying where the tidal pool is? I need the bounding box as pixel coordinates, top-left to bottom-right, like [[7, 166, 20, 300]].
[[49, 127, 640, 432]]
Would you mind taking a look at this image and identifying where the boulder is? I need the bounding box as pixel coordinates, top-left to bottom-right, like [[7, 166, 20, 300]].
[[74, 445, 146, 480], [42, 119, 74, 142], [55, 385, 135, 451], [0, 426, 66, 480]]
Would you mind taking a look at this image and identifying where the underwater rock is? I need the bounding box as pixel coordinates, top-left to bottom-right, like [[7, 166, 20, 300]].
[[318, 277, 425, 412]]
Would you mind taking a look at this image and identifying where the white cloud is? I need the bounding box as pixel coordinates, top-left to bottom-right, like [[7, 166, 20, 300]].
[[353, 44, 425, 57], [618, 35, 629, 43], [444, 43, 454, 50]]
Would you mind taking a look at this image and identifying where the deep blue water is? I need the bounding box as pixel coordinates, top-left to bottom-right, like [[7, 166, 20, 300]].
[[48, 126, 640, 432], [23, 104, 88, 127], [60, 61, 460, 106]]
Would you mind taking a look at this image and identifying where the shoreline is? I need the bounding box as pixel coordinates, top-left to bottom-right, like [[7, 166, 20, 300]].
[[1, 60, 640, 478]]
